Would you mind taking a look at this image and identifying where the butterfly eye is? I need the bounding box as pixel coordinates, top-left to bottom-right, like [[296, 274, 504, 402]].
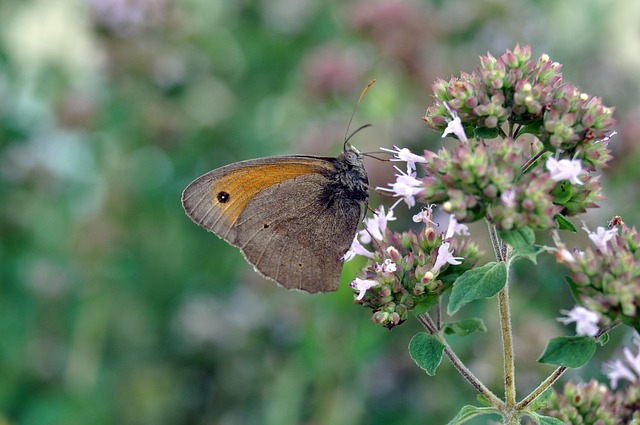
[[217, 191, 230, 203]]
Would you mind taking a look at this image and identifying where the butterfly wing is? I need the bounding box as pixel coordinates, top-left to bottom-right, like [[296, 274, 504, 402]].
[[181, 157, 361, 293]]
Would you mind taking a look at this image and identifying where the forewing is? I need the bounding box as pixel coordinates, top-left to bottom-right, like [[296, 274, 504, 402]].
[[181, 157, 333, 245]]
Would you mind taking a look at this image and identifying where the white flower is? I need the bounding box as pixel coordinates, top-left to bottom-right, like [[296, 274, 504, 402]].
[[432, 242, 464, 274], [374, 259, 397, 275], [445, 214, 470, 239], [343, 236, 374, 261], [441, 102, 468, 142], [350, 278, 378, 300], [557, 306, 600, 336], [602, 359, 637, 389], [376, 167, 423, 208], [380, 145, 427, 173], [602, 332, 640, 389], [546, 157, 584, 185], [582, 223, 618, 254], [358, 205, 396, 243], [412, 205, 436, 224]]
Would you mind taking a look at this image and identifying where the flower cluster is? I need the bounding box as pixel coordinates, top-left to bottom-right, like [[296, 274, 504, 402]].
[[554, 219, 640, 331], [346, 206, 481, 329], [413, 44, 614, 230], [541, 379, 640, 425]]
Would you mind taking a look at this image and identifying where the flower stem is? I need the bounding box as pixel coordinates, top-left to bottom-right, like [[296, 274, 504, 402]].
[[516, 366, 566, 410], [417, 313, 504, 408], [499, 279, 517, 408], [486, 220, 516, 408]]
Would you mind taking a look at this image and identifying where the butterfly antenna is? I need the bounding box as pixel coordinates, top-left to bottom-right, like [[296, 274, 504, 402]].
[[361, 151, 387, 162], [344, 79, 376, 150]]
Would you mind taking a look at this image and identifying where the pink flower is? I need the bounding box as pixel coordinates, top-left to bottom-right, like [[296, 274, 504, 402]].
[[374, 259, 397, 275], [582, 223, 618, 254], [602, 332, 640, 389], [380, 145, 427, 173], [441, 102, 468, 142], [358, 205, 396, 243], [343, 236, 374, 261], [377, 167, 423, 208], [546, 157, 584, 185], [350, 278, 378, 300], [557, 306, 600, 336], [412, 205, 436, 224], [445, 214, 470, 239], [432, 242, 464, 274]]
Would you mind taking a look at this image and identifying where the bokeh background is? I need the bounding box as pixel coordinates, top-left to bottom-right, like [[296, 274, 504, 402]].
[[1, 0, 639, 424]]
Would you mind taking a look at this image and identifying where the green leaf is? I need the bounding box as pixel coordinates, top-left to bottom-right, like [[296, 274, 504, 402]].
[[499, 226, 536, 248], [446, 405, 500, 425], [448, 262, 507, 315], [499, 227, 542, 264], [538, 336, 596, 368], [514, 118, 544, 137], [598, 333, 610, 346], [443, 318, 487, 336], [556, 213, 577, 232], [408, 333, 444, 376], [474, 127, 499, 139], [522, 411, 565, 425], [413, 294, 439, 317], [527, 388, 554, 411], [551, 180, 573, 205], [475, 394, 491, 407]]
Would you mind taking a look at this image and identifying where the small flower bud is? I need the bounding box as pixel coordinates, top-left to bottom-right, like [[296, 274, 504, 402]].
[[386, 246, 401, 262]]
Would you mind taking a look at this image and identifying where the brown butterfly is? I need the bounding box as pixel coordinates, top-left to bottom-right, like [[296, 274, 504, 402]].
[[181, 82, 376, 293]]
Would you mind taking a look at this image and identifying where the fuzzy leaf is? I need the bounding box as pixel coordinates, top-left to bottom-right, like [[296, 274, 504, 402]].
[[448, 262, 507, 315], [556, 213, 577, 232], [538, 336, 596, 368], [499, 227, 542, 264], [443, 318, 487, 336], [446, 405, 500, 425], [551, 180, 573, 205], [408, 333, 444, 376], [527, 388, 554, 411], [598, 333, 610, 346], [523, 411, 565, 425], [474, 127, 499, 139], [413, 294, 439, 317]]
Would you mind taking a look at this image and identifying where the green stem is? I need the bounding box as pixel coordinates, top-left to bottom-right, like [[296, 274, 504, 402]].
[[486, 220, 516, 408], [499, 277, 516, 408]]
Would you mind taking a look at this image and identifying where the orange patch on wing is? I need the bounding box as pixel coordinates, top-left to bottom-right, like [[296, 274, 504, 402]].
[[210, 161, 330, 226]]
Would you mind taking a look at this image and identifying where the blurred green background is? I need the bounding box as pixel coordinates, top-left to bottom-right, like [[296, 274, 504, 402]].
[[1, 0, 639, 424]]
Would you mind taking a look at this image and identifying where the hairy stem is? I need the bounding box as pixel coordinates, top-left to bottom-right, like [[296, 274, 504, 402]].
[[516, 366, 566, 410], [487, 220, 516, 407], [499, 276, 516, 407], [417, 313, 504, 407]]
